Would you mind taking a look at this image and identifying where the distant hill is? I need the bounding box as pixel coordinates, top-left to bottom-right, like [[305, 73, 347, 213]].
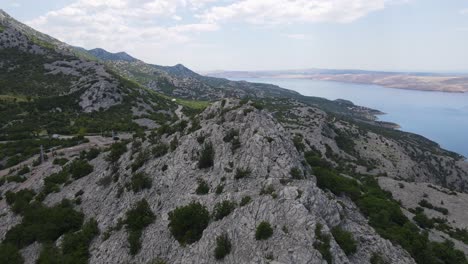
[[88, 48, 137, 62], [207, 69, 468, 93]]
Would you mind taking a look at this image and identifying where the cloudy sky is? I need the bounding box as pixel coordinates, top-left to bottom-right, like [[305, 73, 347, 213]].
[[3, 0, 468, 72]]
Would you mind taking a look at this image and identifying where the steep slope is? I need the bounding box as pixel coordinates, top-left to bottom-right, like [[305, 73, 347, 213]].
[[0, 100, 416, 264], [87, 48, 137, 62]]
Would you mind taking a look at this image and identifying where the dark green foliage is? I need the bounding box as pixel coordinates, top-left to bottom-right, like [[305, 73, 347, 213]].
[[255, 221, 273, 240], [69, 159, 93, 179], [0, 243, 24, 264], [168, 202, 210, 245], [6, 175, 26, 183], [41, 169, 69, 197], [290, 167, 303, 179], [260, 185, 276, 197], [4, 199, 84, 249], [234, 167, 251, 179], [311, 163, 466, 264], [16, 166, 30, 176], [5, 189, 36, 214], [313, 224, 332, 264], [131, 149, 150, 172], [214, 233, 232, 260], [53, 158, 69, 166], [418, 199, 449, 215], [413, 212, 434, 229], [107, 142, 127, 163], [215, 184, 224, 195], [331, 226, 357, 255], [313, 167, 361, 201], [131, 172, 152, 193], [335, 130, 356, 154], [195, 179, 210, 195], [125, 199, 155, 255], [85, 148, 100, 160], [305, 151, 332, 169], [213, 200, 236, 220], [0, 137, 86, 169], [152, 143, 168, 158], [198, 142, 214, 169], [239, 196, 252, 206], [57, 218, 100, 263]]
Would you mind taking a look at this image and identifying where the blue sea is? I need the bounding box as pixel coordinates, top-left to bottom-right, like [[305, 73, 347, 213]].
[[232, 78, 468, 157]]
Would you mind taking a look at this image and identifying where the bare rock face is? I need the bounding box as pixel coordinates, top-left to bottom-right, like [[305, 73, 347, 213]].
[[0, 99, 414, 264]]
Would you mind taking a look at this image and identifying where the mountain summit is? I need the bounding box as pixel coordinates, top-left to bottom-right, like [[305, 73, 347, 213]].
[[87, 48, 137, 62]]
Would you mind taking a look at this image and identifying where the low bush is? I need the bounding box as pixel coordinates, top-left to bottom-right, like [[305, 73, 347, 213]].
[[214, 233, 232, 260], [125, 199, 155, 255], [240, 196, 252, 206], [69, 159, 93, 179], [131, 172, 152, 193], [331, 226, 357, 255], [255, 221, 273, 240], [418, 199, 449, 215], [168, 202, 210, 245], [198, 142, 214, 169], [290, 167, 303, 179], [234, 167, 251, 179], [195, 179, 210, 195], [313, 224, 332, 264], [85, 148, 100, 160], [106, 142, 127, 163], [213, 200, 236, 220], [313, 167, 360, 201], [152, 143, 168, 158]]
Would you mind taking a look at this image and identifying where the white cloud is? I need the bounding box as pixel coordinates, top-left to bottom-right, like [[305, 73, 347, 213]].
[[200, 0, 403, 24], [461, 8, 468, 15], [27, 0, 219, 53]]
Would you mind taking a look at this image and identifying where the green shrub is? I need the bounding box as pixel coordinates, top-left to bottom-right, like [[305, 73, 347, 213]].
[[331, 226, 357, 255], [198, 142, 214, 169], [215, 184, 224, 195], [59, 218, 100, 263], [5, 189, 36, 214], [234, 167, 251, 179], [418, 199, 449, 215], [0, 243, 24, 264], [413, 212, 434, 229], [6, 175, 26, 183], [239, 196, 252, 206], [290, 167, 303, 179], [313, 167, 360, 201], [4, 199, 84, 249], [53, 158, 69, 166], [152, 143, 168, 158], [195, 179, 210, 195], [168, 202, 210, 245], [86, 148, 100, 160], [305, 151, 332, 169], [107, 142, 127, 163], [255, 221, 273, 240], [213, 200, 236, 221], [214, 233, 232, 260], [313, 224, 332, 264], [69, 159, 93, 179], [131, 149, 150, 172], [131, 172, 152, 193], [125, 199, 155, 255], [17, 166, 31, 175]]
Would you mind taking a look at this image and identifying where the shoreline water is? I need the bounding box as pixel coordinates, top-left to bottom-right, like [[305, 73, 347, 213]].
[[230, 77, 468, 157]]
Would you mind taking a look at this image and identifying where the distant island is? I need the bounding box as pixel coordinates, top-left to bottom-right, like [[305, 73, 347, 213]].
[[206, 69, 468, 93]]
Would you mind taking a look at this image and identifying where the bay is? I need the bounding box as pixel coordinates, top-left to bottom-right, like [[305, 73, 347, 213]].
[[232, 77, 468, 157]]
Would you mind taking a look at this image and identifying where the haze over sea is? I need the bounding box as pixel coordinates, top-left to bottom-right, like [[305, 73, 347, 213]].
[[232, 78, 468, 158]]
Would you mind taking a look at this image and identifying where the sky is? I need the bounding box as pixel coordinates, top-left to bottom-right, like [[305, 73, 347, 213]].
[[2, 0, 468, 72]]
